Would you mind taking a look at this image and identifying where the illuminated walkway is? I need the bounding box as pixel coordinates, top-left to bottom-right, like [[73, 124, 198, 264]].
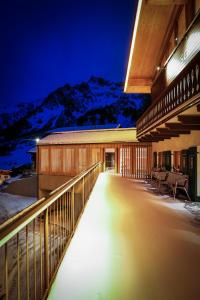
[[48, 173, 200, 300]]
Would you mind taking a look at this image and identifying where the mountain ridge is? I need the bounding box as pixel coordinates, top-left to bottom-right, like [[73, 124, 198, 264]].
[[0, 76, 150, 169]]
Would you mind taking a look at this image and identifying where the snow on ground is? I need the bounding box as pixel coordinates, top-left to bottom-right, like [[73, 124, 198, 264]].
[[142, 180, 200, 219], [0, 192, 36, 224]]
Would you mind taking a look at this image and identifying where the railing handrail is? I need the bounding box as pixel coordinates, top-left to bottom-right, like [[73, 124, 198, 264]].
[[0, 161, 101, 247]]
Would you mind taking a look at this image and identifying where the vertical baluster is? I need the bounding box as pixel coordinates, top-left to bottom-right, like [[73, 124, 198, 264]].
[[26, 226, 30, 300], [64, 193, 67, 242], [5, 243, 8, 300], [44, 208, 49, 290], [56, 199, 59, 262], [17, 233, 21, 300], [53, 202, 56, 271], [49, 208, 52, 279], [40, 215, 43, 298], [61, 195, 64, 251], [71, 187, 75, 231], [82, 177, 85, 209], [33, 220, 37, 300]]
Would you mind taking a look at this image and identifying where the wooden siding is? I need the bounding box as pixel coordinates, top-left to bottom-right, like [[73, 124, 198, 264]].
[[152, 8, 200, 102], [63, 148, 75, 175], [37, 143, 152, 179], [40, 147, 49, 173], [125, 1, 198, 93], [195, 0, 200, 13], [120, 144, 152, 179]]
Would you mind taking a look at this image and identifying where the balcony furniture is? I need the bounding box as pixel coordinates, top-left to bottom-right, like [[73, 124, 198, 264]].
[[174, 175, 191, 201], [159, 172, 191, 201], [154, 171, 169, 191]]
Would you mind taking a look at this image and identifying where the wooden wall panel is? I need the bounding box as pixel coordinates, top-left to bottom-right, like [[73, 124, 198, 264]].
[[63, 148, 75, 175], [91, 148, 101, 164], [50, 147, 62, 173], [78, 148, 87, 172], [40, 147, 49, 173]]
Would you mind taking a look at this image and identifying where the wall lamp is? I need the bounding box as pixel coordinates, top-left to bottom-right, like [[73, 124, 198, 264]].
[[156, 66, 165, 71]]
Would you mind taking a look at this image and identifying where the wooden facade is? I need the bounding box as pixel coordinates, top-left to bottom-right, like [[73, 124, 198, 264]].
[[37, 141, 152, 198], [36, 128, 153, 197], [37, 142, 152, 178], [125, 0, 200, 94], [124, 0, 200, 201]]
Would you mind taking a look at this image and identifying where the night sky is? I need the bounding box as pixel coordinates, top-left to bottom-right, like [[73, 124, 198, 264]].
[[0, 0, 136, 106]]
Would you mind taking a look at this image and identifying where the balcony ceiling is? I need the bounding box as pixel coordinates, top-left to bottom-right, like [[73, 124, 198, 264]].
[[124, 0, 184, 93]]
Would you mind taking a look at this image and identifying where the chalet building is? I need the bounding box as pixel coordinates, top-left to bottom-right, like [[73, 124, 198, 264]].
[[2, 2, 200, 299], [125, 0, 200, 201], [37, 128, 152, 197]]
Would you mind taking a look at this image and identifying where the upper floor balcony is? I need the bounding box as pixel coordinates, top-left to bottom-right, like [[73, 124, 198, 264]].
[[136, 10, 200, 140]]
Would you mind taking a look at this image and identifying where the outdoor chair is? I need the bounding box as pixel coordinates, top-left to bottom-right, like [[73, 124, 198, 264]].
[[160, 172, 191, 201]]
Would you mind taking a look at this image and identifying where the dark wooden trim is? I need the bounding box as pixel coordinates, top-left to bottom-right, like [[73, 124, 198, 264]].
[[156, 128, 191, 134], [178, 114, 200, 124], [166, 123, 200, 130]]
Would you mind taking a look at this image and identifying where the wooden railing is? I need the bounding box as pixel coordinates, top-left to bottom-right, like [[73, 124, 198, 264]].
[[0, 162, 102, 300], [137, 12, 200, 136], [137, 55, 200, 136]]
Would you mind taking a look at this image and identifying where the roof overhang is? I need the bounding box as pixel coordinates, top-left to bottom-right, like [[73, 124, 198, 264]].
[[124, 0, 185, 93]]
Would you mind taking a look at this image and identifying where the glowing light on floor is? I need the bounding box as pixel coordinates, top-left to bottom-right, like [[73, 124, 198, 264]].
[[49, 173, 119, 300]]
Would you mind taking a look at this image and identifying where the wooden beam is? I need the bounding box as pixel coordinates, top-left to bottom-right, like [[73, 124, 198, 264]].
[[178, 115, 200, 124], [128, 78, 153, 86], [125, 85, 151, 93], [197, 104, 200, 112], [166, 123, 200, 130], [150, 131, 179, 137], [141, 135, 164, 142], [146, 0, 187, 4], [125, 78, 152, 94], [157, 128, 191, 134]]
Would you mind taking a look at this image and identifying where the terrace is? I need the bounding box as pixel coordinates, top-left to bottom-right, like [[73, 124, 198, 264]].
[[47, 173, 200, 299], [1, 164, 200, 300]]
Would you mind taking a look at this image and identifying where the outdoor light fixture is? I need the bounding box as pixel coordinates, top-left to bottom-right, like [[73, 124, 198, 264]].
[[35, 137, 40, 143], [156, 66, 165, 71]]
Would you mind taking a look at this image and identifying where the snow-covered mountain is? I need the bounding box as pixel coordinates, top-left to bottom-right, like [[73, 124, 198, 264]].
[[0, 76, 150, 169]]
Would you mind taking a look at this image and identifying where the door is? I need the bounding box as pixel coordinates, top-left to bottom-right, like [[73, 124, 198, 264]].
[[187, 147, 197, 201], [105, 148, 115, 172], [153, 152, 157, 168], [181, 150, 188, 174], [163, 151, 171, 171]]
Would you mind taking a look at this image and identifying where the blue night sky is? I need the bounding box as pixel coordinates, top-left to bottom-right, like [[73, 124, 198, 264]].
[[0, 0, 136, 106]]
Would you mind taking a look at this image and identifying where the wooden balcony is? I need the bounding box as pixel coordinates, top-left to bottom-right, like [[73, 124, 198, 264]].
[[137, 12, 200, 139]]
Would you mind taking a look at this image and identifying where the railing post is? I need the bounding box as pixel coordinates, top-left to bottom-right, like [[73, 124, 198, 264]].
[[44, 208, 49, 290], [82, 177, 85, 208], [71, 187, 75, 231]]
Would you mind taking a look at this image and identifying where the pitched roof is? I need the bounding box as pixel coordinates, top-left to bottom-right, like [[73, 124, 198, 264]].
[[48, 124, 120, 133], [38, 128, 137, 145]]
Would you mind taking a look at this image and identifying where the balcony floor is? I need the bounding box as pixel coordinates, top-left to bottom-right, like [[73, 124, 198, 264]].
[[48, 173, 200, 300]]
